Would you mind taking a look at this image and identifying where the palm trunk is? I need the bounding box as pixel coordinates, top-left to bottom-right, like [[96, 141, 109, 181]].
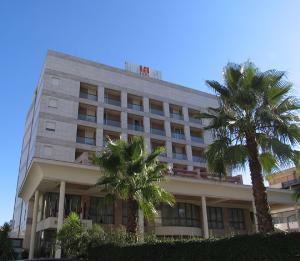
[[127, 194, 138, 234], [246, 132, 274, 233]]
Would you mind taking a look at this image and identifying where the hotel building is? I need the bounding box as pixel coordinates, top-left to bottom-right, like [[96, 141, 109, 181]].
[[11, 51, 298, 258]]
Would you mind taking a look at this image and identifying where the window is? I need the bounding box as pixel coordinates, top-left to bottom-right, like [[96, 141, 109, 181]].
[[45, 121, 56, 132], [64, 195, 81, 217], [89, 197, 114, 224], [48, 98, 58, 108], [207, 207, 224, 229], [228, 208, 245, 230], [42, 193, 59, 219], [161, 202, 200, 227]]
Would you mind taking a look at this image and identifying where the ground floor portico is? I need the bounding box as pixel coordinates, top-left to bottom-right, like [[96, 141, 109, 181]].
[[18, 158, 299, 258]]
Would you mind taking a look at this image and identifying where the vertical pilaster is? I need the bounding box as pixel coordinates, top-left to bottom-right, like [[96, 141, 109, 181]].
[[163, 102, 170, 118], [143, 97, 149, 113], [29, 190, 39, 259], [201, 196, 209, 239], [121, 91, 127, 108], [121, 111, 127, 129], [97, 107, 104, 124], [183, 107, 189, 122], [166, 140, 173, 158], [55, 181, 66, 259], [96, 128, 103, 147], [98, 85, 105, 103]]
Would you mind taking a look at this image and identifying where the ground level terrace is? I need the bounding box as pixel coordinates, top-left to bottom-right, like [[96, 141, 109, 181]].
[[19, 158, 299, 258]]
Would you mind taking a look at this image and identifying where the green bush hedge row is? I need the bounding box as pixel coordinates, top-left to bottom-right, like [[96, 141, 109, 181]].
[[88, 232, 300, 261]]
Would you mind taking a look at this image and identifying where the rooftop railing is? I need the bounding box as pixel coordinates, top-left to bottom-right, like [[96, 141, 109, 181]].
[[78, 114, 97, 123]]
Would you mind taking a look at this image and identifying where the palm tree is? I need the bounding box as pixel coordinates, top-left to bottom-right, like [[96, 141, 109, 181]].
[[199, 62, 300, 233], [93, 136, 175, 235]]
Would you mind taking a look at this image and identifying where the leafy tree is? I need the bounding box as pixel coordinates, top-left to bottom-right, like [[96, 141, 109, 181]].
[[0, 222, 15, 261], [199, 62, 300, 233], [57, 212, 83, 259], [93, 136, 175, 235]]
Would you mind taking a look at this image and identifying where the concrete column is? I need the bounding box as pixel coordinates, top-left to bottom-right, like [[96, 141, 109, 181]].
[[96, 128, 103, 147], [166, 140, 173, 158], [121, 91, 127, 108], [143, 97, 149, 113], [182, 107, 189, 122], [55, 181, 66, 258], [184, 125, 191, 141], [98, 85, 105, 103], [144, 137, 152, 154], [201, 196, 209, 239], [164, 120, 171, 137], [29, 190, 39, 259], [186, 144, 192, 161], [97, 107, 104, 124], [121, 111, 127, 129], [144, 116, 150, 133], [295, 204, 300, 232], [121, 132, 128, 141], [138, 208, 144, 242], [252, 200, 259, 233], [163, 102, 170, 118]]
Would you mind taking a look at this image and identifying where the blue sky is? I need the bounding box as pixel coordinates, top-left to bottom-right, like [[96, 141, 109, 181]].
[[0, 0, 300, 225]]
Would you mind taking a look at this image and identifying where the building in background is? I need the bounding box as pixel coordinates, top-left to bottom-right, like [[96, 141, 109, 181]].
[[268, 167, 300, 189], [11, 51, 298, 258]]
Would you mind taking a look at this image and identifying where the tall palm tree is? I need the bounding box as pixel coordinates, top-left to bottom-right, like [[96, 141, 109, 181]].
[[199, 62, 300, 233], [93, 136, 175, 235]]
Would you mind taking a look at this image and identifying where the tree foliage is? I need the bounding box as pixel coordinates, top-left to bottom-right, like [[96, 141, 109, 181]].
[[93, 136, 175, 234], [199, 62, 300, 233]]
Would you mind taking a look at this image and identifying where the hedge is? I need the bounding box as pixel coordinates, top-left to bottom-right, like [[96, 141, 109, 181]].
[[88, 232, 300, 261]]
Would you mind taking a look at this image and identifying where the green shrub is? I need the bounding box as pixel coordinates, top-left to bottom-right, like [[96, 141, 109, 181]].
[[88, 232, 300, 261]]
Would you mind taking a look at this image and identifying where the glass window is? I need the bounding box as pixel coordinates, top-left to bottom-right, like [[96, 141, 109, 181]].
[[161, 203, 200, 227], [64, 195, 81, 217], [228, 208, 245, 230], [89, 197, 114, 224], [43, 193, 59, 219], [207, 207, 224, 229]]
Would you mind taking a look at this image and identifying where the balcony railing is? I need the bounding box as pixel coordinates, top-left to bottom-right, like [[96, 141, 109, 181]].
[[150, 128, 165, 136], [150, 107, 164, 116], [173, 153, 187, 160], [170, 112, 183, 120], [128, 103, 143, 111], [282, 178, 300, 189], [76, 136, 96, 146], [169, 169, 243, 184], [79, 91, 97, 101], [171, 132, 185, 140], [104, 119, 121, 128], [104, 97, 121, 106], [191, 136, 204, 143], [78, 114, 97, 123], [190, 117, 203, 124], [192, 156, 206, 163], [128, 124, 144, 132]]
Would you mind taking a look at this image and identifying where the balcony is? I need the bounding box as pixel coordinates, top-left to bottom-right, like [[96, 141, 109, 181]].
[[192, 155, 206, 163], [128, 124, 144, 132], [282, 178, 300, 189], [75, 150, 94, 165], [78, 114, 96, 123], [128, 103, 143, 111], [103, 131, 120, 146], [189, 109, 202, 124], [170, 112, 184, 120], [104, 119, 121, 128], [105, 97, 121, 107], [172, 132, 185, 140], [150, 107, 164, 116], [170, 169, 243, 184], [76, 136, 96, 146], [128, 94, 143, 111], [173, 153, 187, 160], [151, 139, 166, 157], [79, 83, 98, 101], [151, 128, 165, 136], [191, 136, 204, 143], [79, 92, 97, 101]]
